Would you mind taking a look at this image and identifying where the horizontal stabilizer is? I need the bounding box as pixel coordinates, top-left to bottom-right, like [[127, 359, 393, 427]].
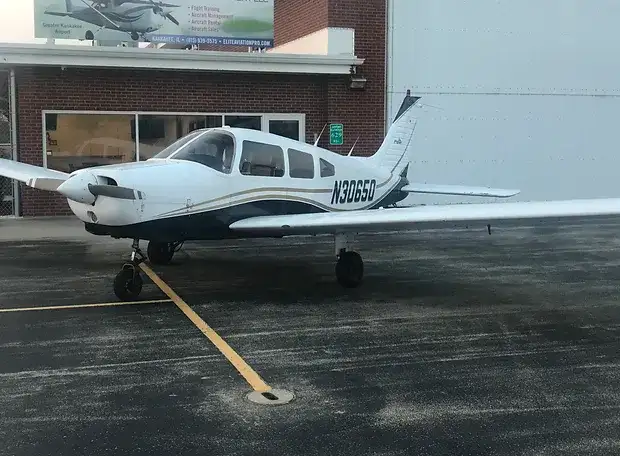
[[0, 158, 69, 191], [401, 183, 520, 198], [229, 198, 620, 237]]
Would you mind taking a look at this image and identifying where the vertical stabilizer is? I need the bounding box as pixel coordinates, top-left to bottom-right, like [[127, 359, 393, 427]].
[[65, 0, 74, 12], [368, 90, 421, 174]]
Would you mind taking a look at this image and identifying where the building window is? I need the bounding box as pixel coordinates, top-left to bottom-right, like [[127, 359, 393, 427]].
[[42, 111, 305, 171], [287, 148, 314, 179], [134, 115, 223, 161], [225, 115, 262, 130], [239, 140, 285, 177], [319, 158, 335, 177], [44, 113, 136, 173]]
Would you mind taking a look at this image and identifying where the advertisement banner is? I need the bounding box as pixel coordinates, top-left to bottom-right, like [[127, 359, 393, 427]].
[[33, 0, 274, 47]]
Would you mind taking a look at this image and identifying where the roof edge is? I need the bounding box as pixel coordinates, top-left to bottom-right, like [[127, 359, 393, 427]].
[[0, 43, 364, 75]]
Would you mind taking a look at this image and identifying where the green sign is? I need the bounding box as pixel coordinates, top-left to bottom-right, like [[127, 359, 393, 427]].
[[329, 123, 344, 146]]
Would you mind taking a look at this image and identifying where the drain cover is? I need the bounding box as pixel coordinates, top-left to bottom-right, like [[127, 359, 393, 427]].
[[246, 388, 295, 406]]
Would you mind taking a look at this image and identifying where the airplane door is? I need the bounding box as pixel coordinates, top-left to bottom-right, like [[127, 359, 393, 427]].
[[236, 139, 288, 218]]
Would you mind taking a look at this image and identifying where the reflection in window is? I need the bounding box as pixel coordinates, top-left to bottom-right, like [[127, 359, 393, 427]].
[[270, 120, 300, 141], [225, 115, 261, 130], [134, 115, 223, 160], [171, 131, 235, 174], [287, 148, 314, 179], [239, 140, 285, 177], [151, 129, 203, 159], [319, 158, 335, 177], [44, 113, 136, 173]]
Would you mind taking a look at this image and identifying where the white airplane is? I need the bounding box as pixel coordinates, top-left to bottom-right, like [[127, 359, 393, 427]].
[[44, 0, 180, 42], [3, 91, 620, 301]]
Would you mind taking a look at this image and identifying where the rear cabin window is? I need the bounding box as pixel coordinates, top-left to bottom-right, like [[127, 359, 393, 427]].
[[287, 148, 314, 179], [319, 158, 335, 177], [239, 140, 285, 177]]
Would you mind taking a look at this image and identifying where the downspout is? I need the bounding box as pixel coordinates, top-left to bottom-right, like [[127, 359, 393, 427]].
[[9, 68, 19, 217]]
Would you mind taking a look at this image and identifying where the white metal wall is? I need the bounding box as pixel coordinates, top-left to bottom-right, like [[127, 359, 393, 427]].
[[387, 0, 620, 204]]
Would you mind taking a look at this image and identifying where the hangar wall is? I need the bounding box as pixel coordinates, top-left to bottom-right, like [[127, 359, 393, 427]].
[[387, 0, 620, 204]]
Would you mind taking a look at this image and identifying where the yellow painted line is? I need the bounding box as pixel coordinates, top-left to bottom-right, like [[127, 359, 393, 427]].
[[139, 262, 272, 394], [0, 299, 172, 313]]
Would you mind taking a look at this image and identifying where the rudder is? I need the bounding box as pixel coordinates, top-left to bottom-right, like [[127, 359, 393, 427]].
[[368, 90, 421, 174]]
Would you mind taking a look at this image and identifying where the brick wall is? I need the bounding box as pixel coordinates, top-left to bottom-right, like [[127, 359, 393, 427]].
[[324, 0, 386, 157], [15, 67, 328, 216]]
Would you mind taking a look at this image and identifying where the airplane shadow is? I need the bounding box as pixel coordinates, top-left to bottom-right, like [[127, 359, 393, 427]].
[[151, 247, 537, 311]]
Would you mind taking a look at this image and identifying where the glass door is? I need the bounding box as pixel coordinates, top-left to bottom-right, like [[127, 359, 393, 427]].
[[263, 114, 305, 142]]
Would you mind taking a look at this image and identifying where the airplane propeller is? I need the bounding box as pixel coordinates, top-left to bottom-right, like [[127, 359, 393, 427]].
[[146, 0, 179, 25], [88, 184, 143, 200]]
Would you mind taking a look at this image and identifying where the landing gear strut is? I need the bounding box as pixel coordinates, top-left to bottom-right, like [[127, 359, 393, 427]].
[[113, 239, 145, 301], [334, 233, 364, 288]]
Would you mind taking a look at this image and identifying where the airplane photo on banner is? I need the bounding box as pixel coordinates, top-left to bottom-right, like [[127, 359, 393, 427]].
[[44, 0, 180, 41], [2, 91, 620, 301]]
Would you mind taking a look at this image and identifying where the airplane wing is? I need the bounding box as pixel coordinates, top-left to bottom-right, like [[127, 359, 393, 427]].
[[44, 11, 75, 17], [401, 183, 520, 198], [229, 198, 620, 236], [0, 158, 69, 191]]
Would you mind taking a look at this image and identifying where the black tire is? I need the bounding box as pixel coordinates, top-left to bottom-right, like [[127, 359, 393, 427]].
[[335, 251, 364, 288], [147, 241, 174, 265], [85, 30, 94, 40], [113, 267, 143, 301]]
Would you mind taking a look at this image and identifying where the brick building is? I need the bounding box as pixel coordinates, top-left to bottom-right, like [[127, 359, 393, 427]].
[[0, 0, 387, 217]]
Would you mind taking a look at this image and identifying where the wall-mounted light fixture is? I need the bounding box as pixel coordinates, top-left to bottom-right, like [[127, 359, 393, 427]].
[[349, 66, 367, 90]]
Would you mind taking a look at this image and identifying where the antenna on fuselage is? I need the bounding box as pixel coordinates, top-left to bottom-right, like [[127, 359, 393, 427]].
[[347, 136, 360, 156], [314, 123, 327, 146]]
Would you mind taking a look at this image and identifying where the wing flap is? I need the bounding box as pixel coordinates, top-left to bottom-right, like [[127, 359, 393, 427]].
[[401, 183, 520, 198], [229, 198, 620, 236], [0, 158, 69, 191]]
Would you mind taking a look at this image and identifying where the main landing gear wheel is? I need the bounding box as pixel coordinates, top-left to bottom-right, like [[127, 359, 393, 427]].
[[147, 241, 181, 265], [334, 233, 364, 288], [113, 239, 146, 301], [336, 251, 364, 288]]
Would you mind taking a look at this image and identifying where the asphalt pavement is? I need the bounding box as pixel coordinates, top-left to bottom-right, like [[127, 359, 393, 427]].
[[1, 216, 619, 456]]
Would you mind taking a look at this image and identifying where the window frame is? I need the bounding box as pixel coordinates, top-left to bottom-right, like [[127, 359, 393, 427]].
[[41, 110, 305, 170]]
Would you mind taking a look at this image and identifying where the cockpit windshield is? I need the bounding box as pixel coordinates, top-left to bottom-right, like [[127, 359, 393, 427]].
[[151, 129, 204, 159], [169, 130, 235, 174]]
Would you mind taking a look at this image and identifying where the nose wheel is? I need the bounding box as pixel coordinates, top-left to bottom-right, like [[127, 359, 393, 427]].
[[113, 239, 146, 301]]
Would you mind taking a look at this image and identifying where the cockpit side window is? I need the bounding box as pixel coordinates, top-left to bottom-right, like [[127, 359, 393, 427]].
[[171, 131, 235, 174], [319, 158, 335, 177], [239, 140, 285, 177]]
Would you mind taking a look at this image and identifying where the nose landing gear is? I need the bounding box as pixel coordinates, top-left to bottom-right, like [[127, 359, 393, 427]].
[[113, 238, 145, 301]]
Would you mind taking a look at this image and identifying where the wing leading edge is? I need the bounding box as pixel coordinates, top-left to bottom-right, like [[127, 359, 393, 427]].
[[229, 198, 620, 236], [0, 158, 69, 191]]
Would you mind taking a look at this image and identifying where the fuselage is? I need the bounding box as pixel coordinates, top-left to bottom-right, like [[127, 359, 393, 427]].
[[66, 127, 410, 242]]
